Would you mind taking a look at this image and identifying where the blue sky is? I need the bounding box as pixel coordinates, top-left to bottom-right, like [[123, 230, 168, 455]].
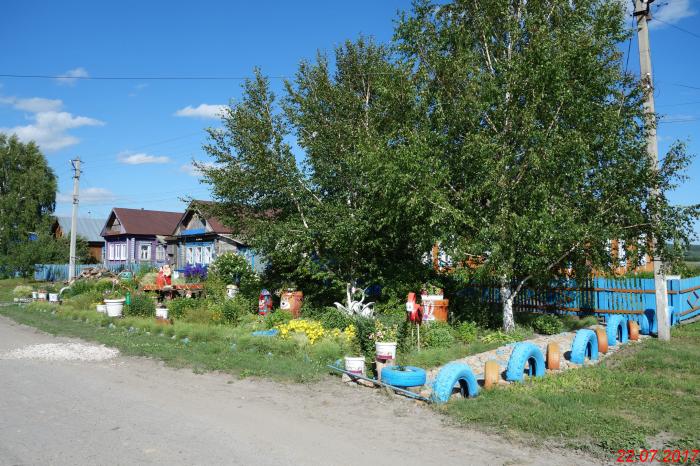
[[1, 0, 698, 238]]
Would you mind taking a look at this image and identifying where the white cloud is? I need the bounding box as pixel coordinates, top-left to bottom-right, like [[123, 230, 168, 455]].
[[651, 0, 697, 28], [174, 103, 226, 119], [0, 110, 104, 152], [55, 67, 89, 86], [0, 96, 63, 113], [180, 161, 217, 177], [117, 151, 171, 165], [57, 187, 116, 204]]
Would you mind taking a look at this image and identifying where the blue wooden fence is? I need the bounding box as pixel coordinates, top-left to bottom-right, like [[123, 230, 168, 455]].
[[464, 275, 700, 325]]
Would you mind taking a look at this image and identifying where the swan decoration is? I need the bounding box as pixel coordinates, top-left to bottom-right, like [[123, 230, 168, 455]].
[[334, 283, 374, 318]]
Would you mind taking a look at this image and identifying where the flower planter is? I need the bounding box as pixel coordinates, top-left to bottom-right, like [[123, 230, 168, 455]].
[[96, 304, 107, 314], [104, 298, 125, 317], [375, 341, 397, 360], [37, 292, 47, 301], [344, 356, 365, 375], [48, 293, 59, 303], [422, 298, 449, 322], [32, 291, 38, 300], [156, 308, 169, 320], [280, 291, 304, 318]]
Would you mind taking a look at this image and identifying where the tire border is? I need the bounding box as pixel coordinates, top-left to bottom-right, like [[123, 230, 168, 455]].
[[431, 362, 479, 404], [505, 342, 545, 382], [570, 329, 599, 364]]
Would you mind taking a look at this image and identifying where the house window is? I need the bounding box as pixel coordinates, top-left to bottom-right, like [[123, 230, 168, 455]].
[[186, 246, 194, 265], [202, 245, 212, 265], [139, 243, 151, 261], [156, 245, 165, 262], [108, 243, 127, 261], [120, 243, 127, 260], [193, 246, 202, 264]]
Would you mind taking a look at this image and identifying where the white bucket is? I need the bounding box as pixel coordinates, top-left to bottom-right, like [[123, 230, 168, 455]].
[[105, 299, 125, 317], [344, 356, 365, 375], [32, 291, 38, 300], [156, 308, 169, 319], [375, 342, 397, 360], [37, 292, 47, 301], [48, 293, 59, 303], [96, 304, 107, 314]]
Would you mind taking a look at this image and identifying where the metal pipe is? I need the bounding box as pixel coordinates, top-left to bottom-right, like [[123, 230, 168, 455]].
[[327, 365, 431, 403]]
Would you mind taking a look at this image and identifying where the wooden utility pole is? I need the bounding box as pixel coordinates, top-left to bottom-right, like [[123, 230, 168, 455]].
[[634, 0, 670, 341], [68, 157, 81, 281]]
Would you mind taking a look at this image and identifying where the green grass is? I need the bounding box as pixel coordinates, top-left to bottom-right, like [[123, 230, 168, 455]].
[[0, 303, 342, 383], [441, 322, 700, 457]]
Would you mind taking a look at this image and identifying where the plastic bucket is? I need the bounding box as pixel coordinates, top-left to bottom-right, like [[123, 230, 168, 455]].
[[32, 291, 38, 300], [48, 293, 59, 303], [422, 299, 449, 322], [105, 299, 125, 317], [37, 292, 47, 301], [344, 356, 365, 375], [96, 304, 107, 314], [156, 308, 169, 319], [375, 342, 397, 360]]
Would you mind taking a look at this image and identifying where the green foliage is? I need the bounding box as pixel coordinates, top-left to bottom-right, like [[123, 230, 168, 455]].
[[264, 310, 293, 329], [422, 321, 456, 349], [167, 298, 200, 319], [208, 252, 259, 295], [480, 330, 517, 345], [12, 285, 33, 298], [455, 321, 479, 344], [218, 295, 257, 324], [532, 314, 564, 335], [124, 293, 156, 317]]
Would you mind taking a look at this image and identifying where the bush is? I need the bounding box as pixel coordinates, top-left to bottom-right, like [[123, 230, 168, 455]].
[[532, 314, 564, 335], [208, 252, 259, 297], [455, 321, 479, 343], [480, 330, 516, 344], [422, 321, 456, 349], [264, 310, 293, 329], [167, 298, 200, 319], [182, 304, 215, 324], [219, 296, 257, 324], [12, 285, 33, 298], [124, 293, 156, 317]]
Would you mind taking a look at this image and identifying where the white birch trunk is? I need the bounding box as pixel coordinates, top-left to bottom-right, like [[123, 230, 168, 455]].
[[500, 277, 515, 332]]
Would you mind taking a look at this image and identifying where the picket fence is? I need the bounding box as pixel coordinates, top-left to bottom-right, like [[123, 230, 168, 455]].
[[463, 275, 700, 324]]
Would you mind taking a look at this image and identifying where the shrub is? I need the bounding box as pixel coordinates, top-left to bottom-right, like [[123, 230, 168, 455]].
[[183, 264, 208, 282], [124, 293, 156, 317], [532, 314, 564, 335], [318, 307, 353, 330], [167, 298, 200, 319], [265, 310, 293, 329], [455, 321, 479, 343], [480, 330, 516, 344], [12, 285, 33, 298], [422, 322, 456, 349], [182, 304, 215, 324], [208, 252, 259, 296], [219, 296, 257, 324]]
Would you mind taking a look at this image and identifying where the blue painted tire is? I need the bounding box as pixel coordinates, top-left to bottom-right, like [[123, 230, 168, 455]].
[[570, 329, 599, 364], [251, 329, 279, 337], [505, 342, 545, 382], [606, 315, 628, 346], [381, 366, 426, 387], [431, 362, 479, 404], [671, 308, 680, 326], [637, 312, 651, 335]]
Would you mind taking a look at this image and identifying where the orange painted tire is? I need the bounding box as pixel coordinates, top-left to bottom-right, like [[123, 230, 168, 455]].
[[628, 321, 640, 341], [595, 327, 608, 354], [484, 360, 500, 390], [546, 342, 560, 370]]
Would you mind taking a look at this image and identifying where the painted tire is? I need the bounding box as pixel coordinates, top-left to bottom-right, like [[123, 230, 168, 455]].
[[594, 327, 608, 354], [637, 312, 651, 335], [606, 315, 628, 347], [505, 342, 545, 382], [483, 360, 500, 390], [570, 329, 599, 365], [546, 343, 560, 370], [431, 362, 479, 404], [671, 309, 681, 326], [628, 321, 640, 341], [381, 366, 426, 388]]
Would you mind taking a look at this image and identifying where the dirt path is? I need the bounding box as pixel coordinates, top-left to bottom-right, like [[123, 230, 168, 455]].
[[0, 315, 597, 466]]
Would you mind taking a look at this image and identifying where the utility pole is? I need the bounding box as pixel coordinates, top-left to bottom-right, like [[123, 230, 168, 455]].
[[634, 0, 670, 341], [68, 157, 81, 282]]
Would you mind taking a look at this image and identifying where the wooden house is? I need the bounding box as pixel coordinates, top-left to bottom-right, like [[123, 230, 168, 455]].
[[169, 201, 247, 270], [51, 216, 106, 262], [100, 208, 182, 268]]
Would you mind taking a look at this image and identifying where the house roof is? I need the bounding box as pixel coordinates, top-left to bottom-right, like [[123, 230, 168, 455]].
[[54, 216, 106, 243], [105, 208, 183, 236], [177, 200, 233, 235]]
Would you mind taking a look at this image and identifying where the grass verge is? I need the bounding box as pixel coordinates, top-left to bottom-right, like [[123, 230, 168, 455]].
[[440, 321, 700, 458], [0, 304, 340, 383]]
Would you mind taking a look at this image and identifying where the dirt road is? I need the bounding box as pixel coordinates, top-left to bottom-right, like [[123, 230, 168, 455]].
[[0, 315, 595, 465]]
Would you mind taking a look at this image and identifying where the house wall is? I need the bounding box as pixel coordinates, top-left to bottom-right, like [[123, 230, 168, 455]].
[[103, 236, 168, 268]]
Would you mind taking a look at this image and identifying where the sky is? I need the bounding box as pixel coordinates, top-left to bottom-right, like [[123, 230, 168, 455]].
[[0, 0, 698, 238]]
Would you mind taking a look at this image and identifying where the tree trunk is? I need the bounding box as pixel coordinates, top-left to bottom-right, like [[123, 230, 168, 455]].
[[500, 277, 515, 332]]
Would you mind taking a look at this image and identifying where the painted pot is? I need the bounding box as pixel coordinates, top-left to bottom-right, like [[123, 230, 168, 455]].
[[48, 293, 59, 303], [344, 356, 365, 375], [37, 292, 47, 301], [375, 341, 397, 360], [280, 291, 304, 318], [96, 304, 107, 314], [32, 291, 38, 300], [104, 298, 125, 317], [422, 298, 449, 322], [156, 308, 169, 320]]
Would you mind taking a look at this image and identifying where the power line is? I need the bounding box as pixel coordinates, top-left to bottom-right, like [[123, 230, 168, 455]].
[[0, 73, 291, 81], [653, 17, 700, 40]]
